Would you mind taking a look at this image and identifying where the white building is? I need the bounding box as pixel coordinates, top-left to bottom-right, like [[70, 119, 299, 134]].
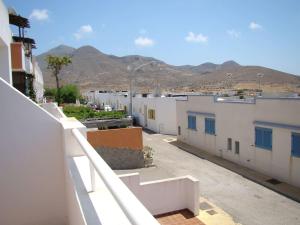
[[0, 0, 12, 84], [0, 1, 44, 102], [84, 90, 185, 135], [33, 59, 44, 102], [85, 91, 130, 111], [177, 95, 300, 188], [132, 96, 185, 135]]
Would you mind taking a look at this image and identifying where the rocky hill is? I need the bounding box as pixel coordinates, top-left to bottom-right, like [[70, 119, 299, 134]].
[[36, 45, 300, 92]]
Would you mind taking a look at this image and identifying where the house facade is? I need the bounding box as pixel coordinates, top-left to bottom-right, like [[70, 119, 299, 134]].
[[177, 95, 300, 188], [85, 90, 185, 135], [132, 96, 185, 135], [4, 6, 44, 102], [0, 0, 12, 84], [33, 58, 44, 102]]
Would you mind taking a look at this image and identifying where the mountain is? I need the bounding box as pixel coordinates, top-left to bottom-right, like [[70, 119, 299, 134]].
[[36, 45, 300, 92]]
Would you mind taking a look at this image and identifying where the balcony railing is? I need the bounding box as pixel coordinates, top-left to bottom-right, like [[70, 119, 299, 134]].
[[71, 128, 160, 225]]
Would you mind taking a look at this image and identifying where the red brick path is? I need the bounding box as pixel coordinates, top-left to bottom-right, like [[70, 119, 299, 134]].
[[155, 209, 205, 225]]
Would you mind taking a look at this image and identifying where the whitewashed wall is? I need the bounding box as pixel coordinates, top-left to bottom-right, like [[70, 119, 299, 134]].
[[177, 95, 300, 187], [132, 97, 181, 135], [84, 91, 183, 135], [119, 173, 199, 216], [33, 60, 44, 102], [0, 0, 12, 84], [0, 78, 67, 225], [85, 91, 130, 112]]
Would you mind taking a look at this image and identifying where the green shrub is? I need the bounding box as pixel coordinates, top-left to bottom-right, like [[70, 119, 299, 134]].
[[63, 105, 125, 120], [44, 88, 57, 98], [60, 84, 80, 103], [44, 85, 80, 104]]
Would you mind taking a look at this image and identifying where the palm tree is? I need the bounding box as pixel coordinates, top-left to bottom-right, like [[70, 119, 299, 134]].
[[45, 55, 72, 104]]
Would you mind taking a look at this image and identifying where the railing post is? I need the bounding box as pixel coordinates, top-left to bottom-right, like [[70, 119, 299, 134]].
[[89, 161, 96, 192]]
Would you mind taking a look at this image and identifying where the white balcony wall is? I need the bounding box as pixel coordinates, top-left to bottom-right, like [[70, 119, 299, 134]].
[[41, 102, 66, 119], [41, 103, 161, 225], [0, 77, 67, 225], [119, 173, 199, 216], [0, 0, 12, 84]]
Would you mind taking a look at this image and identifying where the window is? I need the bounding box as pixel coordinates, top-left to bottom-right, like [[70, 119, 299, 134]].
[[148, 109, 155, 120], [205, 118, 215, 135], [188, 115, 196, 130], [292, 133, 300, 157], [227, 138, 232, 150], [235, 141, 239, 154], [178, 126, 181, 135], [255, 127, 272, 150]]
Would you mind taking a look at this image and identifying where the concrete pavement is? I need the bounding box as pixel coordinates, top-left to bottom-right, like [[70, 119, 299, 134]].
[[116, 132, 300, 225], [172, 140, 300, 204]]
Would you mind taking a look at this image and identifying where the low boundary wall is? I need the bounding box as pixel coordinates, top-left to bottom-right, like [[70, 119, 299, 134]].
[[119, 173, 199, 216], [87, 127, 143, 150]]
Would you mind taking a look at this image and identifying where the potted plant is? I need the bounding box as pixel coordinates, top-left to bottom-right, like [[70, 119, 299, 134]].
[[143, 146, 154, 167]]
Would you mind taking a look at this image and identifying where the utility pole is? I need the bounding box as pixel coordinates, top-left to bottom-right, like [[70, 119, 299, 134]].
[[127, 61, 159, 117], [257, 73, 264, 95]]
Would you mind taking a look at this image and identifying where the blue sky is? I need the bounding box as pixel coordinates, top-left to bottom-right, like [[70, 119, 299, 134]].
[[4, 0, 300, 75]]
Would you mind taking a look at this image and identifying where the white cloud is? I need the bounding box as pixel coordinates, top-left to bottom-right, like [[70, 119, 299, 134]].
[[29, 9, 49, 21], [249, 22, 262, 30], [134, 36, 155, 47], [227, 29, 241, 38], [74, 25, 93, 40], [185, 32, 208, 43]]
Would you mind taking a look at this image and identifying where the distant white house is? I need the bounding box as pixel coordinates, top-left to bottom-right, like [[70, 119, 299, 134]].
[[84, 90, 186, 135], [85, 91, 130, 111], [177, 95, 300, 188], [132, 96, 185, 135]]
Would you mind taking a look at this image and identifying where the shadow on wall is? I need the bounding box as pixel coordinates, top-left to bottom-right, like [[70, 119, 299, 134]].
[[94, 147, 144, 170]]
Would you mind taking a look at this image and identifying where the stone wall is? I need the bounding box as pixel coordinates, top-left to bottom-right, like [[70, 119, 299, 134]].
[[94, 147, 144, 170]]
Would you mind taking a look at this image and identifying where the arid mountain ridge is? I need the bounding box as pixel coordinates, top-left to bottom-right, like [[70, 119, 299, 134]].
[[36, 45, 300, 92]]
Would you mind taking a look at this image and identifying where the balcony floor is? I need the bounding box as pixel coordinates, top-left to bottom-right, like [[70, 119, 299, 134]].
[[155, 209, 205, 225]]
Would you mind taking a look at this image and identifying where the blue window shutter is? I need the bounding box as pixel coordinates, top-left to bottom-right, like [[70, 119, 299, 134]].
[[188, 115, 196, 130], [264, 129, 272, 149], [192, 116, 196, 130], [256, 128, 262, 146], [255, 127, 272, 150], [205, 118, 215, 135], [292, 133, 300, 157]]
